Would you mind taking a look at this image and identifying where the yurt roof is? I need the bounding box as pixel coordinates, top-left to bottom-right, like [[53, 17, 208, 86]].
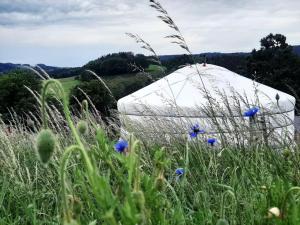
[[117, 64, 295, 117]]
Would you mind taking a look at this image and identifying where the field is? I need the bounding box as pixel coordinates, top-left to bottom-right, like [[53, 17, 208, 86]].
[[0, 77, 300, 225], [58, 76, 81, 96], [1, 0, 299, 223], [54, 64, 165, 100]]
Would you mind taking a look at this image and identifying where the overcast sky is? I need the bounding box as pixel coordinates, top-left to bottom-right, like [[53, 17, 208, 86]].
[[0, 0, 299, 67]]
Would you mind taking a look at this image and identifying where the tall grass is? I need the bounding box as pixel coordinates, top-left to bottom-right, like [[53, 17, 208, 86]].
[[0, 102, 300, 224]]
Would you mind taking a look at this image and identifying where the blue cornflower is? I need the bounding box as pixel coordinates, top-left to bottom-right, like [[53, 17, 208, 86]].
[[175, 168, 185, 182], [114, 139, 128, 153], [189, 124, 205, 138], [207, 138, 217, 146], [243, 107, 259, 117], [175, 168, 185, 176]]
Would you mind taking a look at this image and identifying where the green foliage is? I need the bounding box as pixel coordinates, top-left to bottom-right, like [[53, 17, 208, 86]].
[[107, 75, 152, 100], [162, 54, 194, 72], [247, 33, 300, 105], [0, 69, 42, 122], [82, 52, 151, 79], [69, 80, 115, 117], [1, 109, 300, 224], [161, 53, 248, 75]]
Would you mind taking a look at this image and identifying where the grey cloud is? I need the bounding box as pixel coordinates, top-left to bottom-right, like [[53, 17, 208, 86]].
[[0, 0, 148, 26], [0, 0, 299, 66]]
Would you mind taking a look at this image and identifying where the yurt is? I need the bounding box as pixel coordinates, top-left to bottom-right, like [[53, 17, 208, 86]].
[[117, 64, 295, 145]]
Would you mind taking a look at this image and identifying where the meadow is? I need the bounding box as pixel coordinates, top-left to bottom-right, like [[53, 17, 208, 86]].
[[0, 74, 300, 225], [1, 1, 299, 224]]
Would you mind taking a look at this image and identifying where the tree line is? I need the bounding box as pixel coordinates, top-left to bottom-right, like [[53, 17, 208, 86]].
[[0, 33, 299, 123]]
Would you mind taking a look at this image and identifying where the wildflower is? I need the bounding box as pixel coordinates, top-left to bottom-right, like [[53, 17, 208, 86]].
[[267, 207, 281, 218], [207, 138, 216, 146], [175, 168, 185, 181], [114, 139, 128, 153], [189, 124, 205, 138], [243, 107, 259, 117], [36, 129, 56, 164], [175, 168, 185, 176]]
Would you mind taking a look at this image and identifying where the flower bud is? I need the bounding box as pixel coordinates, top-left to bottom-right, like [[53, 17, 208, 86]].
[[77, 120, 88, 135], [132, 191, 145, 210], [63, 219, 79, 225], [68, 195, 83, 219], [155, 175, 165, 191], [267, 207, 281, 218], [216, 218, 229, 225], [283, 148, 290, 158], [36, 129, 56, 164], [82, 100, 88, 109]]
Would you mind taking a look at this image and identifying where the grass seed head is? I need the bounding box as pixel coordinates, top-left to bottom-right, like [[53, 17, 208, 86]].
[[36, 129, 56, 164]]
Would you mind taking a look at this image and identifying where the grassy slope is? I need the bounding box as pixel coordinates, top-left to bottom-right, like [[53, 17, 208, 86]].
[[57, 76, 80, 96], [57, 64, 165, 97]]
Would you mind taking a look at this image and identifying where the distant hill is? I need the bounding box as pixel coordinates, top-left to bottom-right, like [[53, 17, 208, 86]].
[[0, 63, 82, 78], [293, 45, 300, 56], [159, 45, 300, 61], [0, 63, 29, 74], [1, 45, 299, 78]]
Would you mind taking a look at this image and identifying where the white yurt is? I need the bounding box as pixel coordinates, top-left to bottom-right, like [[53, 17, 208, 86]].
[[117, 64, 295, 145]]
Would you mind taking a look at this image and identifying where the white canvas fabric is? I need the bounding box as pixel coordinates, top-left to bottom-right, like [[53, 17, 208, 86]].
[[117, 64, 295, 142]]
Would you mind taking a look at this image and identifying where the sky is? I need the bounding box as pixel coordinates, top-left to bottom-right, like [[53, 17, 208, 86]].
[[0, 0, 300, 67]]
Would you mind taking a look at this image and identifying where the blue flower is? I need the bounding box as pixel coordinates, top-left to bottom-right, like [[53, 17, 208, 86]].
[[114, 139, 128, 153], [243, 107, 259, 117], [189, 124, 205, 138], [207, 138, 216, 146], [175, 168, 185, 176]]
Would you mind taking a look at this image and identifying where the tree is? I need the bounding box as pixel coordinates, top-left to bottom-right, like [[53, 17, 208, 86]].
[[260, 33, 288, 49], [82, 52, 151, 79], [69, 81, 115, 118], [109, 75, 152, 100], [247, 33, 300, 107], [0, 69, 42, 122]]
